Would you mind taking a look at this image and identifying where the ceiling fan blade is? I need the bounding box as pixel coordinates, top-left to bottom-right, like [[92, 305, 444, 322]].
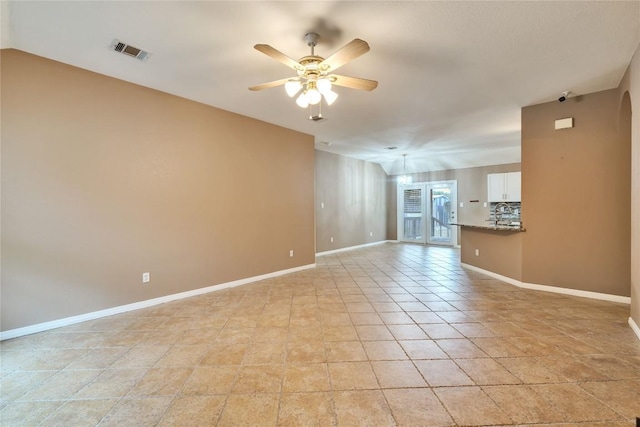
[[319, 39, 370, 72], [330, 74, 378, 91], [254, 44, 304, 71], [249, 78, 291, 91]]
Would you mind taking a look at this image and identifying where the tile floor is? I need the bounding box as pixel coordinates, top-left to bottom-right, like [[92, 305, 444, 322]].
[[1, 243, 639, 426]]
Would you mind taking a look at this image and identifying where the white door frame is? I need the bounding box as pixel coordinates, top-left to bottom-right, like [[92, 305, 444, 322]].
[[425, 180, 457, 246], [397, 180, 458, 246]]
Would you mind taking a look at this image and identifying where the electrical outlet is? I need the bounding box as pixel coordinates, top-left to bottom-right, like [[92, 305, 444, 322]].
[[142, 272, 150, 283], [289, 250, 294, 257], [483, 202, 487, 207], [330, 237, 334, 243], [475, 249, 480, 256], [369, 231, 373, 236], [459, 202, 464, 208], [321, 202, 324, 208]]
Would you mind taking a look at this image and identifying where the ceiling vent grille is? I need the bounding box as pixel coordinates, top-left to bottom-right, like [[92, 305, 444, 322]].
[[111, 39, 151, 61]]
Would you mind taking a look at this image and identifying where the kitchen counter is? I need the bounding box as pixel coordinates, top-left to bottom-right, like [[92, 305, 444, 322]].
[[450, 223, 525, 232]]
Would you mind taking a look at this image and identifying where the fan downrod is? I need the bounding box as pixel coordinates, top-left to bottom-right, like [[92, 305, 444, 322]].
[[304, 32, 320, 55]]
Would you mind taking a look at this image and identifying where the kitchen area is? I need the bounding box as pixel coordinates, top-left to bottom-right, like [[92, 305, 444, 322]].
[[396, 83, 631, 306], [397, 167, 523, 249], [451, 171, 525, 281]]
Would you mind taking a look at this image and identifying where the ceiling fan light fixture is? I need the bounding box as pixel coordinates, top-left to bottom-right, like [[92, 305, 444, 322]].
[[250, 33, 377, 115], [323, 89, 338, 105], [296, 92, 310, 108], [285, 80, 302, 97], [316, 78, 332, 94], [307, 88, 322, 105]]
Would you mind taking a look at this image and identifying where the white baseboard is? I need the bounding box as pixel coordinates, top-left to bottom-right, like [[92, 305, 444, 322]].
[[460, 263, 631, 305], [629, 317, 640, 342], [316, 240, 392, 256], [0, 263, 316, 341]]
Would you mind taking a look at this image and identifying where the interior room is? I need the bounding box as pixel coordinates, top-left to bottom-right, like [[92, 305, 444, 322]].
[[1, 1, 639, 426]]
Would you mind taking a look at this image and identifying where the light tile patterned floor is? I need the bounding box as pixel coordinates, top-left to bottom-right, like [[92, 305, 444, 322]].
[[1, 243, 639, 426]]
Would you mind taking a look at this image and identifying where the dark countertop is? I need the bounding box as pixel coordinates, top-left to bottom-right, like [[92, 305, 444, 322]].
[[450, 223, 526, 232]]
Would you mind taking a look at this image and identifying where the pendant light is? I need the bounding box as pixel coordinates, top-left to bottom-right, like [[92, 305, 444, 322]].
[[398, 154, 412, 185]]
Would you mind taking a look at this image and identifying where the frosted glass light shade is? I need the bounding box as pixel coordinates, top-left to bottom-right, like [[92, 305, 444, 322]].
[[307, 88, 321, 105], [285, 80, 302, 97], [296, 92, 309, 108], [316, 78, 332, 94], [323, 89, 338, 105]]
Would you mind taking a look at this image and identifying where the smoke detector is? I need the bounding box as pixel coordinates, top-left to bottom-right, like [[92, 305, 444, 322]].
[[111, 39, 152, 61]]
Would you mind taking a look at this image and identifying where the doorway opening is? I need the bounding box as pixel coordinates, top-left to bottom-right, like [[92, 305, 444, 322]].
[[398, 180, 458, 246]]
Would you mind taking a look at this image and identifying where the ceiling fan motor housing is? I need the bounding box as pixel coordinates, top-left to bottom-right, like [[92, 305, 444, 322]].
[[304, 32, 320, 48]]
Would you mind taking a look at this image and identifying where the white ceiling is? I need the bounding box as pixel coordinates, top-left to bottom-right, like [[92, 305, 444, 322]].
[[2, 1, 639, 175]]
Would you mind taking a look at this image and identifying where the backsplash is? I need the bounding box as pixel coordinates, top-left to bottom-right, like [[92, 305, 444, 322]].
[[489, 202, 521, 221]]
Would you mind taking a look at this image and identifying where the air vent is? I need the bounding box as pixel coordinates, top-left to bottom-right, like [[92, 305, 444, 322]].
[[111, 39, 152, 61]]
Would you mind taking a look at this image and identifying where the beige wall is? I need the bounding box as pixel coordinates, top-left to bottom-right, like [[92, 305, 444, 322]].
[[315, 150, 388, 253], [521, 89, 631, 297], [387, 163, 521, 242], [1, 49, 315, 331], [619, 42, 640, 327], [460, 229, 522, 280], [386, 177, 398, 240]]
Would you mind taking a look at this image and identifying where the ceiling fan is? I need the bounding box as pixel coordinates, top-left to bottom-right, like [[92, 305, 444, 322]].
[[249, 32, 378, 109]]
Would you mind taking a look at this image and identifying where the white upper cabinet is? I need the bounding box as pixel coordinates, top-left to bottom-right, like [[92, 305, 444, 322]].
[[487, 174, 505, 202], [488, 172, 521, 202], [505, 172, 521, 201]]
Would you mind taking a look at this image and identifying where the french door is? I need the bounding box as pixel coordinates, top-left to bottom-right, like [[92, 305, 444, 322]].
[[400, 185, 424, 242], [398, 180, 457, 246]]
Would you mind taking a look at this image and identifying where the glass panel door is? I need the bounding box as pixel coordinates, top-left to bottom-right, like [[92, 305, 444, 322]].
[[400, 186, 424, 242], [426, 181, 457, 245], [398, 180, 457, 246]]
